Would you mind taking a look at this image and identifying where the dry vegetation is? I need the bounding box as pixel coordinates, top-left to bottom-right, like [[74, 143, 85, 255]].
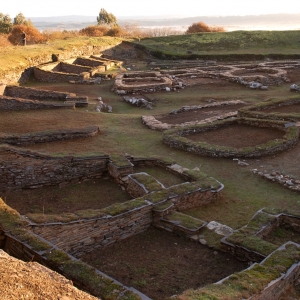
[[186, 21, 225, 34]]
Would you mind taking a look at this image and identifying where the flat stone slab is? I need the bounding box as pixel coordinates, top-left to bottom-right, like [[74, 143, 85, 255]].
[[207, 221, 234, 236], [168, 164, 189, 173]]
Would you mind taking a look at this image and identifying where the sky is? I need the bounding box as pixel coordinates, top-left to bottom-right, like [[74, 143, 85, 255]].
[[2, 0, 300, 18]]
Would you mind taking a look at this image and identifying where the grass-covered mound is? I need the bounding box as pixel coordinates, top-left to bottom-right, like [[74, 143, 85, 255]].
[[133, 30, 300, 59]]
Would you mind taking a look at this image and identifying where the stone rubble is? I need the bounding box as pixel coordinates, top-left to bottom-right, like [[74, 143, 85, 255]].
[[290, 83, 300, 92], [122, 96, 153, 109], [95, 97, 112, 113], [252, 169, 300, 192]]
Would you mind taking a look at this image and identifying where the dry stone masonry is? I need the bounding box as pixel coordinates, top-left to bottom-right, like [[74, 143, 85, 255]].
[[142, 100, 248, 131], [3, 85, 88, 108], [163, 117, 299, 158], [0, 126, 100, 146], [34, 56, 122, 84]]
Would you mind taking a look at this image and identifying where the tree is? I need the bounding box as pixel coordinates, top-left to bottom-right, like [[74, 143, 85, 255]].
[[0, 13, 13, 34], [186, 22, 225, 34], [79, 25, 109, 37], [13, 13, 33, 27], [97, 8, 117, 27], [8, 24, 45, 45]]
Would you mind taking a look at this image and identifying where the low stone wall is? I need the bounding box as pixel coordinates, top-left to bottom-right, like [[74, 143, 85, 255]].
[[34, 66, 84, 83], [0, 145, 109, 191], [163, 118, 299, 158], [3, 85, 88, 108], [113, 71, 173, 93], [1, 230, 142, 300], [171, 242, 300, 300], [28, 183, 221, 257], [29, 203, 153, 257], [142, 100, 247, 131], [221, 237, 266, 262], [238, 98, 300, 122], [59, 62, 92, 74], [74, 57, 106, 68], [107, 162, 134, 185], [0, 126, 100, 145], [0, 95, 74, 110], [257, 214, 300, 240], [0, 44, 122, 85], [250, 259, 300, 300], [127, 172, 165, 198], [4, 85, 74, 100]]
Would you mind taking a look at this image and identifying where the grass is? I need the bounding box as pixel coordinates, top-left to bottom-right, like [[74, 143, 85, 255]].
[[133, 165, 185, 187], [164, 211, 205, 230], [2, 35, 300, 299], [0, 36, 123, 77], [176, 243, 300, 300], [130, 173, 164, 191], [133, 31, 300, 59], [102, 198, 147, 216]]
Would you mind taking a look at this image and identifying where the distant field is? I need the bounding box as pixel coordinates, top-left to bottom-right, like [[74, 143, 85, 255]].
[[133, 30, 300, 59]]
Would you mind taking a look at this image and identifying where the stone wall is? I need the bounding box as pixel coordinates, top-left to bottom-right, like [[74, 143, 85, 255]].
[[0, 126, 100, 145], [0, 145, 109, 191], [250, 261, 300, 300], [4, 85, 88, 108], [0, 44, 121, 85], [58, 62, 92, 74], [173, 242, 300, 300], [4, 85, 74, 100], [113, 71, 173, 93], [1, 232, 142, 300], [238, 98, 300, 122], [34, 66, 84, 83], [0, 95, 74, 110], [221, 237, 266, 262], [27, 184, 222, 257], [29, 204, 153, 257], [74, 57, 105, 68], [163, 118, 299, 158]]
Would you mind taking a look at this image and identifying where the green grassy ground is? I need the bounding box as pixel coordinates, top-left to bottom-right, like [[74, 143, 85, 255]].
[[2, 77, 300, 230], [133, 30, 300, 58], [1, 33, 300, 232]]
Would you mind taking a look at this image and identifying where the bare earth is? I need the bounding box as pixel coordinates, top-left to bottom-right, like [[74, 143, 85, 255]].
[[0, 250, 97, 300], [80, 227, 248, 300], [156, 104, 246, 125], [186, 124, 284, 148]]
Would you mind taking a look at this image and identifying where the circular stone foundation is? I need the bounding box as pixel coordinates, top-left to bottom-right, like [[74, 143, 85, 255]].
[[162, 118, 299, 158], [186, 124, 284, 148]]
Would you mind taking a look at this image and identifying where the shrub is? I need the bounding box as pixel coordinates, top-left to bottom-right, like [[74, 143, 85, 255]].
[[8, 24, 46, 45], [79, 25, 108, 37], [42, 29, 79, 41], [0, 33, 12, 46], [106, 26, 123, 37], [186, 21, 225, 34]]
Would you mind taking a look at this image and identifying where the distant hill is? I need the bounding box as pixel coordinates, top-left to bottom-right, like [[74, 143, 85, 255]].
[[30, 13, 300, 32]]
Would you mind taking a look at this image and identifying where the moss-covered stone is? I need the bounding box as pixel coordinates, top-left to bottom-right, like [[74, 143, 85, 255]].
[[130, 173, 164, 192], [102, 198, 147, 216], [165, 211, 205, 230]]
